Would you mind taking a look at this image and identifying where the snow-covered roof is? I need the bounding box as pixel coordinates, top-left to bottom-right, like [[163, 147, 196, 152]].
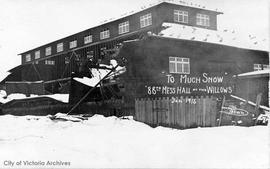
[[0, 71, 10, 83], [237, 69, 270, 78], [231, 95, 270, 112], [100, 0, 222, 25], [157, 23, 269, 51]]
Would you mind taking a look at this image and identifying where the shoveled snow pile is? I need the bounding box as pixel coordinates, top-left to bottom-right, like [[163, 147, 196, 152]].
[[0, 114, 269, 168], [158, 23, 269, 51]]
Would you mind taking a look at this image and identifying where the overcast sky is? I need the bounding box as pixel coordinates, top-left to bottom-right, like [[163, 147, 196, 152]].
[[0, 0, 269, 72]]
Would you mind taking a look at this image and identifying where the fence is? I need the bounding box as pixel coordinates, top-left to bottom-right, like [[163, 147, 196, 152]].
[[135, 96, 218, 129]]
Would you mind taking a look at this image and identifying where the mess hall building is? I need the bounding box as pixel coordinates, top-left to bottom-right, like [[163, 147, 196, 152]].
[[1, 0, 269, 128], [2, 0, 223, 94]]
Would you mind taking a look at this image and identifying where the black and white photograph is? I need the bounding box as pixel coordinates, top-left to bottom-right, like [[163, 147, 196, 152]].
[[0, 0, 269, 168]]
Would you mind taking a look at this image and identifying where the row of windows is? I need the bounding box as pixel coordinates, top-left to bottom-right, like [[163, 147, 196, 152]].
[[24, 13, 153, 62], [254, 64, 270, 71], [174, 10, 210, 27]]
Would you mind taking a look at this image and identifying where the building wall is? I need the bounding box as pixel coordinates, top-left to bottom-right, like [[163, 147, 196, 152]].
[[118, 37, 269, 100], [158, 3, 218, 30], [20, 2, 221, 65]]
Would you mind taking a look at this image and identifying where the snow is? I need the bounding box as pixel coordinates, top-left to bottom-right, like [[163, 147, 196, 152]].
[[158, 23, 269, 51], [230, 95, 270, 113], [0, 71, 10, 82], [74, 60, 125, 87], [237, 69, 270, 77], [99, 0, 221, 26], [0, 93, 69, 104], [0, 114, 269, 168]]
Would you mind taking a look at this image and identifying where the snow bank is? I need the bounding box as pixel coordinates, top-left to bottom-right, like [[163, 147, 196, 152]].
[[158, 23, 269, 51], [0, 114, 269, 168], [0, 93, 69, 104]]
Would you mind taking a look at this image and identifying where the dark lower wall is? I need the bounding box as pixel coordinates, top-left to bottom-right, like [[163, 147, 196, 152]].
[[235, 77, 269, 106], [119, 37, 269, 104]]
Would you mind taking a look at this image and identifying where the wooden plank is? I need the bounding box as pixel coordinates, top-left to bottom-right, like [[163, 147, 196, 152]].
[[190, 96, 196, 127], [180, 96, 185, 128], [174, 97, 179, 128], [169, 97, 174, 127], [157, 98, 161, 125], [199, 96, 204, 127], [210, 96, 217, 127], [195, 96, 200, 127], [134, 99, 138, 121], [165, 97, 170, 126], [202, 96, 207, 127], [205, 96, 211, 127], [153, 98, 157, 126], [185, 97, 189, 128]]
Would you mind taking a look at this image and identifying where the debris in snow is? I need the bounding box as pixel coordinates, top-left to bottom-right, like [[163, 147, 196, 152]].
[[48, 113, 88, 122], [237, 120, 243, 124], [158, 23, 269, 51]]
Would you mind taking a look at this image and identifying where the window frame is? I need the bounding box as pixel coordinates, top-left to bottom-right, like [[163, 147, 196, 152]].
[[57, 42, 64, 53], [263, 64, 270, 70], [169, 57, 190, 74], [119, 21, 130, 34], [45, 46, 52, 56], [174, 10, 188, 23], [45, 60, 55, 65], [196, 13, 210, 27], [253, 64, 262, 71], [69, 40, 77, 49], [100, 29, 110, 40], [84, 35, 93, 44], [25, 54, 31, 62], [140, 13, 152, 28], [34, 50, 40, 59]]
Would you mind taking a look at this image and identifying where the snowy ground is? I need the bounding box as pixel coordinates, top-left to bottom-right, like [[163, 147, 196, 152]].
[[0, 114, 269, 168]]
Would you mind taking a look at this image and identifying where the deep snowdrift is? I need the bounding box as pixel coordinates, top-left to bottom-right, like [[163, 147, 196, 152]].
[[0, 114, 269, 168]]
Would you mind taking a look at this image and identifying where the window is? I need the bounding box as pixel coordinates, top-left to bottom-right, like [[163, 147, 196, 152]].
[[174, 10, 188, 23], [35, 50, 40, 59], [140, 13, 152, 28], [196, 14, 210, 26], [263, 64, 270, 70], [57, 43, 64, 52], [119, 21, 129, 34], [69, 40, 77, 49], [100, 29, 110, 40], [45, 47, 52, 56], [254, 64, 262, 71], [45, 60, 55, 65], [169, 57, 190, 74], [84, 35, 93, 44], [25, 54, 31, 62]]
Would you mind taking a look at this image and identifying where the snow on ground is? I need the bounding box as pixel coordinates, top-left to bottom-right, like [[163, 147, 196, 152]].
[[0, 93, 69, 104], [0, 114, 269, 168], [158, 23, 269, 51]]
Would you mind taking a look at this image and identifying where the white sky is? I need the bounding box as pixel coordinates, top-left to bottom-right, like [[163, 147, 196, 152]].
[[0, 0, 269, 72]]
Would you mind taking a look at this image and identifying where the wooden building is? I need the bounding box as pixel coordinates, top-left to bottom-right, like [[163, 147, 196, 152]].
[[5, 1, 222, 92]]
